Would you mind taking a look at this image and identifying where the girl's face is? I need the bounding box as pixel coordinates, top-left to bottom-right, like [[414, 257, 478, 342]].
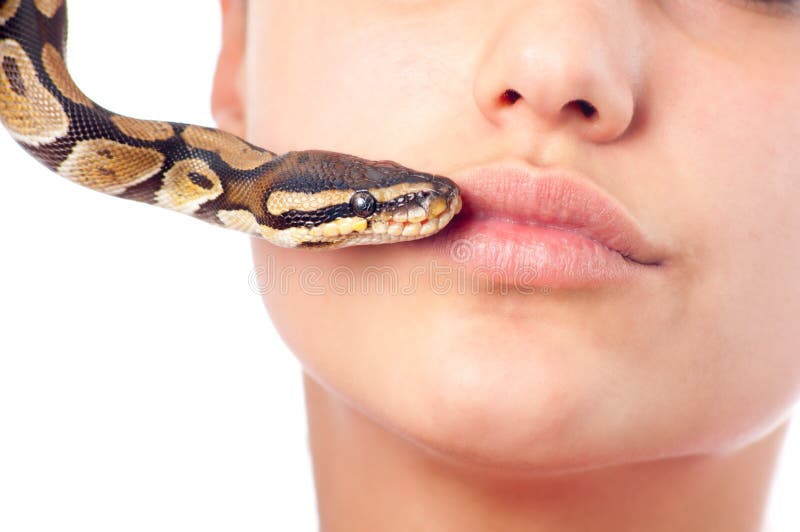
[[235, 1, 800, 471]]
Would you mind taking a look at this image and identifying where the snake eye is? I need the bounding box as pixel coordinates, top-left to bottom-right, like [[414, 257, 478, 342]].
[[350, 190, 377, 217]]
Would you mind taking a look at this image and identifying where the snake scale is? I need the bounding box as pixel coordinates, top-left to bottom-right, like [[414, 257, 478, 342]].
[[0, 0, 462, 248]]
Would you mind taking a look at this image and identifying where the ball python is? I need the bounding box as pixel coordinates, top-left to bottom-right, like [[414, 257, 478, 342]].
[[0, 0, 462, 248]]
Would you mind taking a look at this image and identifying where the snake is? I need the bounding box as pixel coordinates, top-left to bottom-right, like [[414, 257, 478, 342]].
[[0, 0, 461, 248]]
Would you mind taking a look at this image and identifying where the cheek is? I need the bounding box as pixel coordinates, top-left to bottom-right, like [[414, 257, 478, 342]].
[[250, 241, 456, 446], [644, 44, 800, 439], [244, 3, 477, 164], [244, 14, 405, 154]]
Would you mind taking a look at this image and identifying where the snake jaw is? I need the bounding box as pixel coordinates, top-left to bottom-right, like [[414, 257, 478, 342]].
[[359, 186, 462, 242]]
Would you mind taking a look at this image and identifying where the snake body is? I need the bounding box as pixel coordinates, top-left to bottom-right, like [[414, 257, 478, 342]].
[[0, 0, 461, 248]]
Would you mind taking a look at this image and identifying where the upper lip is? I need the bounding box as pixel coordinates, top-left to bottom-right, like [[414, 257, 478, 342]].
[[447, 158, 666, 266]]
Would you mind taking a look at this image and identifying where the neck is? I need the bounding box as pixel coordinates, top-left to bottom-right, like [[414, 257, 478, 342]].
[[303, 373, 787, 532]]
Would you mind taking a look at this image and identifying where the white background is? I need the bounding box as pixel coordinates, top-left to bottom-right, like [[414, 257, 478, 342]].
[[0, 2, 797, 531]]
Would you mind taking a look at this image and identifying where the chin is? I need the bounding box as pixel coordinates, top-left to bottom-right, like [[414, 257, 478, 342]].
[[368, 330, 639, 475], [290, 302, 669, 476]]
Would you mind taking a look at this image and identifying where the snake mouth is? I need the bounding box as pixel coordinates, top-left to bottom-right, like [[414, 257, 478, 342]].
[[368, 188, 462, 239]]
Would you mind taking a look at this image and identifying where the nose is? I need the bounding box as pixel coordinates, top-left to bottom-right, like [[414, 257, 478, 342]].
[[473, 1, 643, 144]]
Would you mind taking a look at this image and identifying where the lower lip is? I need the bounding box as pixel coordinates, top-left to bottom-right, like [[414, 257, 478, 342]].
[[422, 216, 658, 289]]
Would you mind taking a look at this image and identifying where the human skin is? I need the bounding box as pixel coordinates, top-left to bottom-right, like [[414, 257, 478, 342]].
[[212, 1, 800, 531]]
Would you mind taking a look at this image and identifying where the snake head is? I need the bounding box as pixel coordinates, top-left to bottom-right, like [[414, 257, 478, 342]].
[[259, 150, 462, 248]]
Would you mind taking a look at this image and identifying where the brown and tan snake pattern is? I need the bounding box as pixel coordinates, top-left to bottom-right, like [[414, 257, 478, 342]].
[[0, 0, 462, 248]]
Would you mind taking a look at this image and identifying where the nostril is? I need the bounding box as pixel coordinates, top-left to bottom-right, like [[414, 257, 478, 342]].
[[499, 89, 522, 106], [569, 99, 598, 119]]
